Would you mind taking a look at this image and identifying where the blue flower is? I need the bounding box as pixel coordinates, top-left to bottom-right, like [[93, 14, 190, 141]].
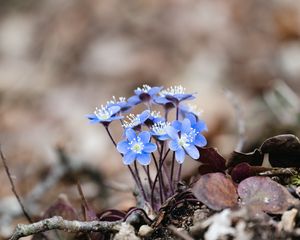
[[117, 129, 157, 165], [151, 121, 171, 141], [166, 118, 206, 163], [155, 85, 195, 106], [86, 105, 123, 126], [128, 85, 163, 105], [122, 110, 150, 130], [106, 96, 132, 113], [145, 111, 165, 127], [179, 104, 203, 120]]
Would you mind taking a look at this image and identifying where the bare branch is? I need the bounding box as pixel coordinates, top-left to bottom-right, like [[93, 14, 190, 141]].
[[0, 146, 33, 223], [9, 216, 122, 240]]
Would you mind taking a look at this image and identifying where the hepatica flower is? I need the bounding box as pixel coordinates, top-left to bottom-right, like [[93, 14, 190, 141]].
[[155, 85, 195, 106], [117, 129, 157, 165], [86, 105, 123, 126], [122, 110, 150, 130], [128, 85, 163, 105], [151, 121, 171, 141], [166, 118, 207, 163], [106, 96, 132, 113]]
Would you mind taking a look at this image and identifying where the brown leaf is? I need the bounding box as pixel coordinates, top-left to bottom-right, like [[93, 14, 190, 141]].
[[198, 147, 226, 173], [238, 176, 299, 214], [192, 173, 238, 211], [227, 149, 263, 168]]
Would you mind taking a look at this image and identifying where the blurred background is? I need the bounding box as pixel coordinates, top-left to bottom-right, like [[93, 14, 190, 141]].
[[0, 0, 300, 238]]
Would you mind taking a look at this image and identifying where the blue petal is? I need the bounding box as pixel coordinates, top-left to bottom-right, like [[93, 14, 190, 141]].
[[186, 113, 197, 125], [169, 140, 180, 151], [136, 153, 151, 165], [175, 94, 195, 102], [128, 95, 141, 105], [148, 86, 163, 95], [110, 116, 124, 121], [143, 143, 157, 153], [139, 131, 150, 143], [194, 120, 208, 132], [86, 114, 100, 124], [154, 97, 171, 105], [157, 134, 170, 141], [175, 148, 185, 164], [125, 128, 136, 141], [139, 110, 150, 123], [123, 151, 136, 165], [181, 118, 191, 134], [166, 126, 178, 140], [194, 134, 207, 147], [134, 89, 142, 95], [172, 120, 182, 131], [117, 140, 130, 154], [109, 106, 121, 115], [185, 145, 200, 159]]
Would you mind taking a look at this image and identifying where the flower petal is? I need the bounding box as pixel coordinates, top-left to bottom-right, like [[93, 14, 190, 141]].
[[128, 95, 141, 105], [109, 106, 121, 115], [86, 114, 100, 124], [126, 128, 136, 141], [185, 145, 200, 159], [148, 86, 163, 95], [186, 113, 197, 125], [194, 120, 208, 132], [166, 126, 178, 140], [194, 134, 207, 147], [137, 153, 151, 165], [175, 148, 185, 164], [143, 143, 157, 153], [139, 131, 150, 143], [181, 118, 192, 134], [123, 152, 136, 165], [169, 140, 180, 151], [172, 120, 182, 131], [139, 110, 150, 123], [117, 140, 130, 154]]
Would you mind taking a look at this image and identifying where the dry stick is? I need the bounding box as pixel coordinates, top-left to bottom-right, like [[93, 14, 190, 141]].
[[9, 216, 122, 240], [0, 147, 33, 223]]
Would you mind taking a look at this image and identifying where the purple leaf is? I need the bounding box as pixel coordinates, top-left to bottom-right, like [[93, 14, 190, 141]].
[[238, 176, 300, 214], [192, 173, 238, 210]]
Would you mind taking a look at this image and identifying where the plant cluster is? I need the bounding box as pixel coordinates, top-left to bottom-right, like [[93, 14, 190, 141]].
[[86, 85, 207, 211]]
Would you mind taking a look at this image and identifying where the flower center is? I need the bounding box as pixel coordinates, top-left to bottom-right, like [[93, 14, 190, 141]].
[[94, 106, 111, 120], [131, 142, 144, 153], [178, 135, 189, 148]]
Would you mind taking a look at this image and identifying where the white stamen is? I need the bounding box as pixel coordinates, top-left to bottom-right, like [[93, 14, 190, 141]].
[[150, 111, 161, 118], [122, 113, 141, 128], [107, 96, 126, 105], [160, 85, 185, 96], [94, 105, 112, 121], [178, 134, 190, 148], [152, 121, 170, 135], [130, 137, 144, 153], [184, 104, 203, 117], [136, 84, 151, 93]]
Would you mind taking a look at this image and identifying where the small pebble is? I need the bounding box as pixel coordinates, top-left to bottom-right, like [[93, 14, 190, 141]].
[[138, 225, 154, 237]]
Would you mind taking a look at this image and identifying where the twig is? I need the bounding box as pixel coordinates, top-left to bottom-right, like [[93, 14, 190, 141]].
[[0, 146, 33, 223], [167, 225, 194, 240], [9, 216, 122, 240]]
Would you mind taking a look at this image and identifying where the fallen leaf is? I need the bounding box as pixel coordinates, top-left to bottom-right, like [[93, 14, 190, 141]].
[[238, 176, 299, 214], [198, 147, 226, 173], [192, 173, 238, 210]]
